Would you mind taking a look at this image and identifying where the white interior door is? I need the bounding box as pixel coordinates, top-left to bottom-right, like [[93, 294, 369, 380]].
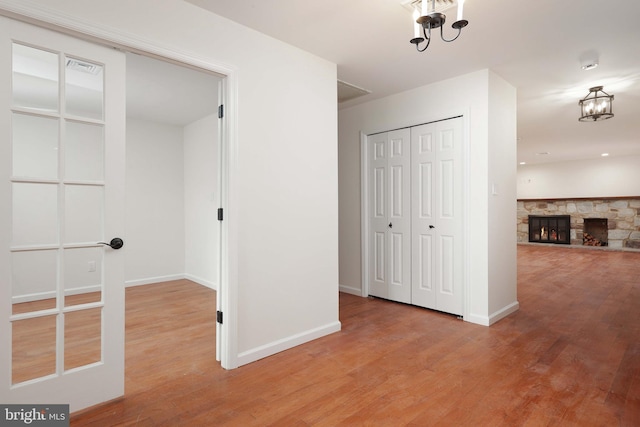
[[410, 123, 436, 309], [0, 16, 126, 412], [411, 118, 463, 315], [368, 129, 411, 304]]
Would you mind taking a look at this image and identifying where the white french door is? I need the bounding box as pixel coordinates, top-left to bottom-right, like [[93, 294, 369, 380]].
[[367, 117, 463, 316], [368, 129, 411, 304], [411, 118, 463, 315], [0, 16, 126, 411]]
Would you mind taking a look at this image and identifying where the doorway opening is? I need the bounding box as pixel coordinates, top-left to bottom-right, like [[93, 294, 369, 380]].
[[124, 51, 225, 377]]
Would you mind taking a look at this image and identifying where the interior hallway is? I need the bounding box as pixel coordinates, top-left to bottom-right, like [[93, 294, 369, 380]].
[[72, 246, 640, 425]]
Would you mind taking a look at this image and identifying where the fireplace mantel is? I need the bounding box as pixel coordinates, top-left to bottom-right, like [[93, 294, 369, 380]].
[[518, 196, 640, 202]]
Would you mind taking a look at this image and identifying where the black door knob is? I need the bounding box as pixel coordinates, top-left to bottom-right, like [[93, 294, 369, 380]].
[[388, 222, 393, 229], [429, 225, 435, 229], [98, 238, 124, 250]]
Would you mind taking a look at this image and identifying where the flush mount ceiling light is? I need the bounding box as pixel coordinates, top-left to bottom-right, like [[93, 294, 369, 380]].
[[581, 61, 598, 71], [579, 86, 614, 122], [409, 0, 468, 52]]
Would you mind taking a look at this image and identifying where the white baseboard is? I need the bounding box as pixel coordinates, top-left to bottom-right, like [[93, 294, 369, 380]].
[[488, 301, 520, 325], [126, 274, 217, 289], [339, 284, 363, 296], [464, 313, 490, 326], [237, 321, 342, 367], [12, 291, 56, 304], [65, 285, 102, 296], [184, 273, 217, 290], [125, 274, 185, 288], [12, 285, 102, 304], [465, 301, 520, 326]]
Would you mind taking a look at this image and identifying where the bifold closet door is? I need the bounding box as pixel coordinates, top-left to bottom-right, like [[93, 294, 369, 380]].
[[410, 118, 464, 315], [368, 129, 411, 304]]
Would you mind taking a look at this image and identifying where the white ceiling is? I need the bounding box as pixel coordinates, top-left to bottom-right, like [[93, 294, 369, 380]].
[[184, 0, 640, 165], [126, 52, 220, 127]]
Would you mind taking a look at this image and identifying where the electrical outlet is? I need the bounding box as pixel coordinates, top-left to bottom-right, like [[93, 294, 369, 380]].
[[88, 261, 96, 272]]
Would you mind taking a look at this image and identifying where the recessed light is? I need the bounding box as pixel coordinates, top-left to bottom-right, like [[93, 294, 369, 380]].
[[581, 62, 599, 71], [519, 162, 526, 165], [601, 153, 609, 157]]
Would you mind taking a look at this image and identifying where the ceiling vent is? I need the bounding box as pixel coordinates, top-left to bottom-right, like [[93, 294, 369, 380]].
[[400, 0, 457, 14], [66, 58, 101, 75], [338, 80, 371, 103]]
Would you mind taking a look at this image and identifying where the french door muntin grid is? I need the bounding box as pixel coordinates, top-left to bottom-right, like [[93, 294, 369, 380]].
[[10, 42, 106, 385]]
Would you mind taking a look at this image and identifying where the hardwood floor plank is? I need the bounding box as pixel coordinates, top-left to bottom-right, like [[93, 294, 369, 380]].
[[68, 247, 640, 426]]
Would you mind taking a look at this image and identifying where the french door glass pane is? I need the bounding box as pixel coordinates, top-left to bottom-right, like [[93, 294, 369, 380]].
[[12, 43, 59, 112], [64, 308, 101, 371], [65, 121, 104, 182], [64, 185, 103, 244], [12, 182, 58, 246], [65, 57, 103, 120], [63, 247, 102, 308], [12, 113, 59, 180], [11, 250, 58, 315], [12, 315, 57, 384]]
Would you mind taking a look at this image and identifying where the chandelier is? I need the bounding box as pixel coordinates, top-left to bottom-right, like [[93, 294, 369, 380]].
[[578, 86, 614, 122], [410, 0, 468, 52]]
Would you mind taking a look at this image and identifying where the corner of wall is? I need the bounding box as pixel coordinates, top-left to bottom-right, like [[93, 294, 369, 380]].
[[236, 321, 341, 367], [339, 284, 363, 296], [488, 301, 520, 325]]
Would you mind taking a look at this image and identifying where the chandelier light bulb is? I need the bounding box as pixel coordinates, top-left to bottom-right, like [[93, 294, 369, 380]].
[[413, 8, 421, 38], [457, 0, 465, 21]]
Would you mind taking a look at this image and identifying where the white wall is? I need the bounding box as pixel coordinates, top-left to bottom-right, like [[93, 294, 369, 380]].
[[487, 73, 518, 317], [125, 119, 185, 285], [14, 0, 340, 367], [517, 155, 640, 199], [184, 113, 218, 289], [338, 69, 518, 325]]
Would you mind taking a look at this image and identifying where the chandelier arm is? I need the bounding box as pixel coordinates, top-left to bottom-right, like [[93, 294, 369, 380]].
[[440, 24, 463, 43], [414, 25, 431, 52], [415, 35, 432, 52]]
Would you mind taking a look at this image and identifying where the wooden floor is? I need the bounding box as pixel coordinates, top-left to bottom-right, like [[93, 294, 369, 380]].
[[71, 245, 640, 426]]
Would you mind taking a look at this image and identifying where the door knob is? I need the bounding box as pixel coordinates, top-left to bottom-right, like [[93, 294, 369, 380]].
[[98, 237, 124, 250], [429, 225, 435, 229], [388, 222, 393, 229]]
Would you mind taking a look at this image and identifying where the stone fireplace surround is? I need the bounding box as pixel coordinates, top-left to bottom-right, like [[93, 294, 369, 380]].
[[517, 197, 640, 249]]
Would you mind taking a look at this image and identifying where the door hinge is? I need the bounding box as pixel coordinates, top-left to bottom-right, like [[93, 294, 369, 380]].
[[216, 310, 223, 324], [218, 104, 224, 119], [217, 208, 223, 221]]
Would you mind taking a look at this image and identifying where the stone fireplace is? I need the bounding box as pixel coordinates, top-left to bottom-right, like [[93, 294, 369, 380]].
[[517, 198, 640, 249]]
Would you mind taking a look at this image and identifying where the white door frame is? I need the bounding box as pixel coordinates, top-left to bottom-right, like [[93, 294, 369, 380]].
[[360, 114, 471, 320], [0, 1, 239, 369]]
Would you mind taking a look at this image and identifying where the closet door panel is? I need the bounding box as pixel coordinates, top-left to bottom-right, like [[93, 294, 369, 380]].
[[368, 129, 411, 303], [386, 129, 411, 304], [368, 133, 389, 299], [433, 118, 464, 316], [411, 124, 436, 309]]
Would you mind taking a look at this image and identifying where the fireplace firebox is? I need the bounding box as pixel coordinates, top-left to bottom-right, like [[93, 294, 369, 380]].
[[528, 215, 570, 244], [583, 218, 608, 246]]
